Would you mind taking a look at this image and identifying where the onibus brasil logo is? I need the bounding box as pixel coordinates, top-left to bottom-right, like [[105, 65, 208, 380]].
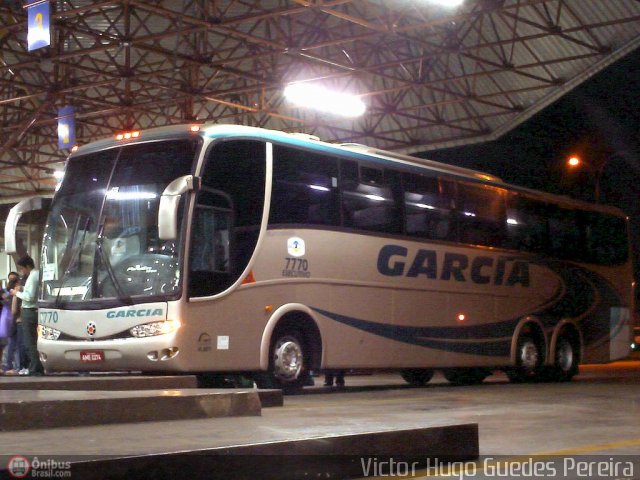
[[7, 456, 30, 478], [7, 456, 72, 478]]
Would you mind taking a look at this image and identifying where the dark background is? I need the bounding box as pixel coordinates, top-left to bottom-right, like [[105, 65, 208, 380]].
[[421, 48, 640, 310]]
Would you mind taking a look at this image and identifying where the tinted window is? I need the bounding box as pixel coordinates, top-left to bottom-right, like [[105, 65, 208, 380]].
[[548, 207, 584, 261], [505, 194, 549, 254], [192, 140, 266, 297], [403, 173, 455, 241], [457, 182, 507, 247], [57, 149, 118, 197], [201, 140, 265, 228], [269, 146, 340, 226], [111, 140, 198, 187], [189, 189, 232, 297], [341, 161, 402, 233], [584, 212, 628, 265]]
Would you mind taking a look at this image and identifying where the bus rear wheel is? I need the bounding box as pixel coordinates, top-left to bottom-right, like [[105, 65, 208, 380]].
[[507, 335, 542, 383], [255, 331, 309, 392], [545, 336, 579, 382], [400, 369, 434, 386], [443, 368, 490, 386]]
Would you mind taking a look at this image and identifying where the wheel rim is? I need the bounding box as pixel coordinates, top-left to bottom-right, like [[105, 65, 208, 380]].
[[520, 340, 539, 372], [273, 337, 303, 382], [556, 339, 574, 372]]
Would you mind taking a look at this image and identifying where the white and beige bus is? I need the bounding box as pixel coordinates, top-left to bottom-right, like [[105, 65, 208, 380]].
[[5, 124, 633, 388]]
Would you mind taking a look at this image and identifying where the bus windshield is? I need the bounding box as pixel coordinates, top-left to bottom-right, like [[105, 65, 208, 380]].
[[40, 139, 200, 306]]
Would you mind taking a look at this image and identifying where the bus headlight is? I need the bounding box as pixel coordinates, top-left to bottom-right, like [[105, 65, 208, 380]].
[[38, 325, 62, 340], [130, 320, 181, 338]]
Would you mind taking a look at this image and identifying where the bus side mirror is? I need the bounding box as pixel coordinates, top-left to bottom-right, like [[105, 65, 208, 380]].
[[5, 197, 43, 260], [158, 175, 200, 240]]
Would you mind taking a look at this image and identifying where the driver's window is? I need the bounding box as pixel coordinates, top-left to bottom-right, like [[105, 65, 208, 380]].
[[188, 189, 233, 297]]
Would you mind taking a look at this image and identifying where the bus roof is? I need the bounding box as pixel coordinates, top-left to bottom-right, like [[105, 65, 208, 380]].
[[69, 124, 625, 218]]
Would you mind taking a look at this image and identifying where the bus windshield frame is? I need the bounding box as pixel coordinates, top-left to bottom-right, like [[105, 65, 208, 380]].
[[39, 138, 202, 310]]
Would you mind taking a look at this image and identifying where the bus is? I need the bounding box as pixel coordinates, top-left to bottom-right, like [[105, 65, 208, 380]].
[[5, 124, 633, 389]]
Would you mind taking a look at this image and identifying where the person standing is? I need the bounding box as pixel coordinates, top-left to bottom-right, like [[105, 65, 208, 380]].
[[15, 256, 43, 376], [1, 272, 20, 374], [324, 370, 345, 388]]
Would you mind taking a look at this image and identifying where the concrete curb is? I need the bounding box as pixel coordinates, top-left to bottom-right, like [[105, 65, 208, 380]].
[[1, 424, 478, 479], [0, 389, 262, 431]]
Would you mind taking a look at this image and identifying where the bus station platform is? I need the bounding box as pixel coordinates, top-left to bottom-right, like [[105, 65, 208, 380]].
[[0, 374, 478, 479], [0, 388, 265, 431], [0, 374, 198, 391], [0, 417, 477, 479], [0, 374, 283, 408]]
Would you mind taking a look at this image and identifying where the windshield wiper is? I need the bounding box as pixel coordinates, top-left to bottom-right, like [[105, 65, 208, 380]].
[[54, 215, 91, 308], [95, 234, 132, 305]]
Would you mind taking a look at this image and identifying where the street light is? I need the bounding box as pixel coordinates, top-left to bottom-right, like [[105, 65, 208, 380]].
[[567, 156, 580, 167], [566, 155, 606, 203]]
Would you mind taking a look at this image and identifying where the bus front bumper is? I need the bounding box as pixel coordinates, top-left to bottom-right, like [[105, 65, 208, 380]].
[[38, 337, 184, 372]]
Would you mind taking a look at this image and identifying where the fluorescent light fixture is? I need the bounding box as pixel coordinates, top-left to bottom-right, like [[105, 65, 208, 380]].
[[463, 211, 476, 217], [507, 218, 518, 225], [415, 203, 436, 210], [309, 184, 330, 192], [284, 83, 366, 117], [365, 194, 386, 202], [106, 189, 157, 201], [425, 0, 464, 7]]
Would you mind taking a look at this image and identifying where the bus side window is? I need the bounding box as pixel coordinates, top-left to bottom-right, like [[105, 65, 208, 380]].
[[188, 190, 232, 297], [584, 212, 628, 265], [457, 182, 507, 248], [505, 193, 550, 254], [269, 146, 340, 227], [547, 207, 585, 261], [340, 161, 402, 234], [192, 140, 266, 297], [403, 173, 455, 241]]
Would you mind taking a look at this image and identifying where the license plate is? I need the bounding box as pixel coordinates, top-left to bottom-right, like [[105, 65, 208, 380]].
[[80, 351, 104, 362]]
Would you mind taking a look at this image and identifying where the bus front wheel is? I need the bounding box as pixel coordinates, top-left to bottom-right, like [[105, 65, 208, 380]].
[[400, 368, 434, 386], [255, 331, 309, 392]]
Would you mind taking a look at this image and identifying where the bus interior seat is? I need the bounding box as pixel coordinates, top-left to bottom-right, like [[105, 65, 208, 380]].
[[104, 235, 141, 265], [353, 205, 393, 230], [406, 212, 450, 240]]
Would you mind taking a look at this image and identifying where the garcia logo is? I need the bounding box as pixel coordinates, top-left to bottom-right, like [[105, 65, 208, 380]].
[[287, 237, 305, 257], [106, 308, 164, 319], [377, 245, 530, 287]]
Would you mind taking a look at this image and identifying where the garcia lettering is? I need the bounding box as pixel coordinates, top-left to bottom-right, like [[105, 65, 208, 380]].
[[377, 245, 530, 287], [106, 308, 164, 319]]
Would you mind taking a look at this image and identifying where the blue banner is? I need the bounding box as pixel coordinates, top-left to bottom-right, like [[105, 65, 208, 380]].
[[57, 106, 76, 149], [27, 1, 50, 51]]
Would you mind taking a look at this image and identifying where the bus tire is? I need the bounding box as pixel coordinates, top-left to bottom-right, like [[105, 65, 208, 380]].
[[255, 330, 309, 392], [507, 334, 543, 383], [400, 368, 434, 386], [546, 335, 579, 382], [443, 368, 490, 386]]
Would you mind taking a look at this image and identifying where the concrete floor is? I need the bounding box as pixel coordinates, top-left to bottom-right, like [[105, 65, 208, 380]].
[[0, 361, 638, 462]]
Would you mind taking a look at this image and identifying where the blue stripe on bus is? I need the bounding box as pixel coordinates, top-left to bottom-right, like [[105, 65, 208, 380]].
[[310, 306, 513, 357], [310, 260, 623, 357]]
